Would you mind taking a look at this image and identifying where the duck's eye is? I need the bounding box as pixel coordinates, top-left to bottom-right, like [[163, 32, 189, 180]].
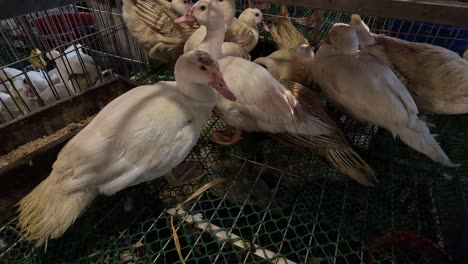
[[255, 13, 260, 17], [200, 65, 207, 71], [218, 0, 223, 2], [183, 0, 187, 3], [200, 5, 207, 11]]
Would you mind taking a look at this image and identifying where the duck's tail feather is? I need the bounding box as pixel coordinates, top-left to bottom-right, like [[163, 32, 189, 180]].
[[17, 171, 97, 248]]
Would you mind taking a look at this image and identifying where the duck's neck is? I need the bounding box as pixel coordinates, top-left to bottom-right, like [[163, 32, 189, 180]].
[[200, 23, 226, 60], [174, 78, 217, 105]]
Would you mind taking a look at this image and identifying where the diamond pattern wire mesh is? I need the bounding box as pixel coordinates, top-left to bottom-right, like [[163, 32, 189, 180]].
[[0, 0, 468, 263]]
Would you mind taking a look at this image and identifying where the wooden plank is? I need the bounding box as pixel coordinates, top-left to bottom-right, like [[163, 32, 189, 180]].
[[0, 0, 82, 19], [264, 0, 468, 27]]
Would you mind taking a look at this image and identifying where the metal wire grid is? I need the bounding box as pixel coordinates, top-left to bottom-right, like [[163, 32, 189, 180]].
[[241, 0, 467, 52], [0, 0, 148, 124], [0, 0, 466, 263], [0, 111, 464, 263]]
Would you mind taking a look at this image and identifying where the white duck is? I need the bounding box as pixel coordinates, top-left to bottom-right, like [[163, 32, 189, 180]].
[[17, 50, 236, 247], [178, 0, 331, 147], [180, 0, 250, 59], [313, 23, 456, 167], [350, 15, 468, 115]]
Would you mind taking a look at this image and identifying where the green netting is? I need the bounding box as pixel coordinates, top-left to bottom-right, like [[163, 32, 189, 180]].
[[1, 2, 467, 263], [1, 102, 466, 263]]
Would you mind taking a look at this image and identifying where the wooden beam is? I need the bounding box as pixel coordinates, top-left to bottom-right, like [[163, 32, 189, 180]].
[[0, 0, 82, 19], [264, 0, 468, 27]]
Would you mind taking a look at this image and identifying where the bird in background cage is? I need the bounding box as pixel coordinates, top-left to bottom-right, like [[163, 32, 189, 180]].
[[350, 15, 468, 115], [313, 23, 457, 167], [61, 44, 100, 92], [28, 48, 47, 70], [0, 67, 41, 113], [175, 1, 377, 185], [0, 92, 23, 123], [17, 50, 236, 247]]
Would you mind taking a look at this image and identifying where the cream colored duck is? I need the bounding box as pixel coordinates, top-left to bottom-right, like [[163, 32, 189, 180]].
[[224, 7, 269, 53], [350, 15, 468, 115], [179, 0, 250, 59], [463, 49, 468, 61], [17, 50, 235, 247], [254, 5, 314, 87], [180, 1, 332, 157], [313, 23, 456, 167], [122, 0, 197, 65], [254, 45, 315, 87]]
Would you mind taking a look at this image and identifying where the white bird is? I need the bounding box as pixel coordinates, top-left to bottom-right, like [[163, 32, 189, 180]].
[[0, 67, 22, 93], [313, 23, 456, 167], [350, 15, 468, 115], [0, 67, 40, 113], [0, 92, 22, 122], [17, 50, 236, 247], [60, 44, 100, 92], [180, 0, 250, 59], [181, 0, 331, 146], [464, 49, 468, 61]]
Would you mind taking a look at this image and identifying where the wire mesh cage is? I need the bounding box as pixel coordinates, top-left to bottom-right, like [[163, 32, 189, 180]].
[[0, 0, 468, 263]]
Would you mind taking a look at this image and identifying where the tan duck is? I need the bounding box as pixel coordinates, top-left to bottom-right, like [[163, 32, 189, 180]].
[[351, 15, 468, 115], [269, 4, 309, 49], [225, 7, 270, 53], [122, 0, 198, 65], [254, 5, 314, 87]]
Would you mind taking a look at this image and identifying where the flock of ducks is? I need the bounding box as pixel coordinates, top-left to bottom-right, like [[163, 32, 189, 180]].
[[14, 0, 468, 249], [0, 45, 106, 123]]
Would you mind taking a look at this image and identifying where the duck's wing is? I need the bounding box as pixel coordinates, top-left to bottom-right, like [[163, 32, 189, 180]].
[[134, 0, 197, 38], [274, 81, 377, 186], [224, 19, 256, 51], [271, 17, 308, 49], [57, 84, 198, 195]]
